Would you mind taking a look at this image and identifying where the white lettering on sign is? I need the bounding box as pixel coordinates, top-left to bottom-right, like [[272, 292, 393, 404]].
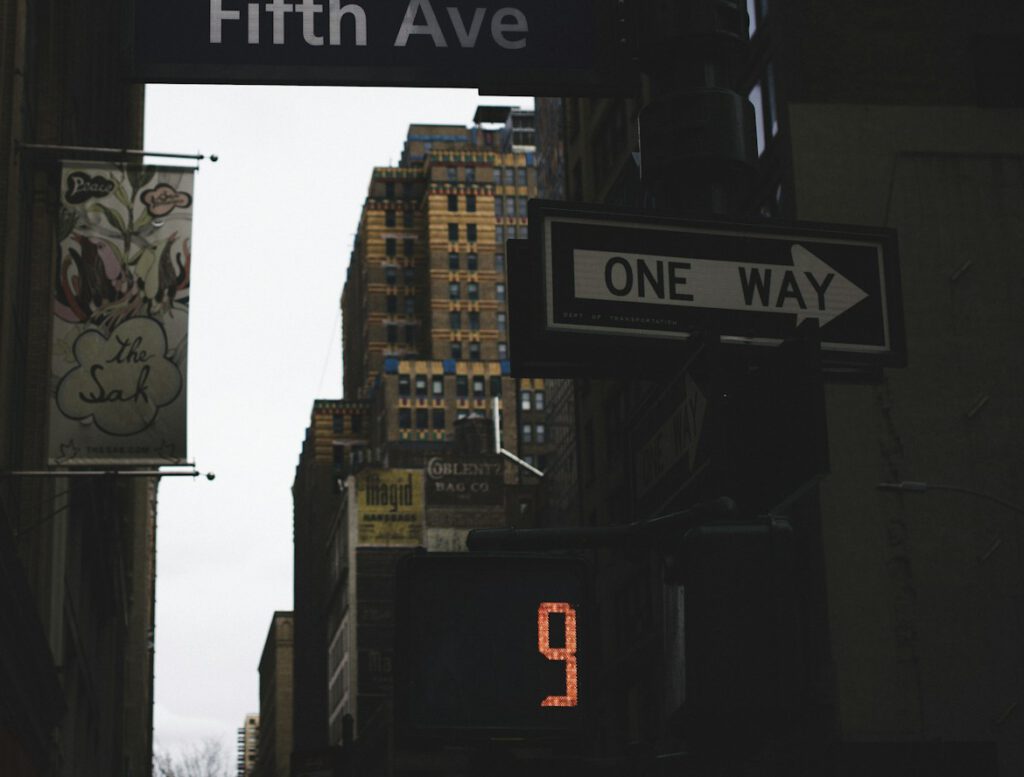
[[573, 244, 868, 326], [210, 0, 527, 49]]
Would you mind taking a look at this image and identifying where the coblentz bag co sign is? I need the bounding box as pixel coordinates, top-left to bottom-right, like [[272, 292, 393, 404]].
[[130, 0, 627, 92], [425, 456, 504, 506]]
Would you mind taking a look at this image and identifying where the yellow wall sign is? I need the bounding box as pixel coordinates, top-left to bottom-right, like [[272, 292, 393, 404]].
[[356, 469, 425, 547]]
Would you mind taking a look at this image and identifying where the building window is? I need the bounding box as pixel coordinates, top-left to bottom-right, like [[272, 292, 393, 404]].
[[494, 196, 503, 216], [402, 181, 414, 198], [386, 324, 397, 343], [333, 415, 345, 433], [415, 374, 427, 397], [385, 210, 396, 227], [493, 167, 502, 184], [449, 252, 460, 270], [449, 282, 460, 299], [466, 194, 476, 212], [497, 312, 507, 332], [467, 224, 477, 242], [473, 376, 485, 398], [386, 295, 397, 313], [465, 167, 475, 182], [385, 266, 397, 284], [496, 283, 506, 302], [415, 408, 429, 429], [456, 375, 468, 397], [518, 225, 528, 239], [447, 166, 458, 181], [403, 210, 414, 227], [504, 198, 515, 216], [468, 311, 480, 330], [448, 194, 458, 211], [504, 168, 514, 185], [404, 296, 415, 315], [495, 225, 504, 244], [517, 197, 528, 217], [467, 252, 478, 271], [398, 374, 410, 396], [403, 238, 414, 256], [534, 390, 545, 411], [497, 341, 508, 359], [467, 282, 479, 300], [450, 311, 461, 330], [385, 238, 396, 256], [403, 266, 416, 285], [516, 168, 528, 186], [469, 341, 480, 360], [536, 423, 546, 444], [398, 408, 411, 428], [432, 376, 444, 396], [448, 223, 458, 241], [520, 390, 532, 410], [489, 376, 502, 396], [432, 409, 446, 429], [385, 181, 395, 198], [521, 424, 533, 444], [451, 341, 462, 359], [495, 253, 505, 273]]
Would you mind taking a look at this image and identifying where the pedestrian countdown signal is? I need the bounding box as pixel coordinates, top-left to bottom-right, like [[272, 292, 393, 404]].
[[395, 553, 590, 741]]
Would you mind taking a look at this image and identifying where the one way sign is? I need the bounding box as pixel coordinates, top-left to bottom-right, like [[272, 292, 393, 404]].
[[529, 200, 905, 366]]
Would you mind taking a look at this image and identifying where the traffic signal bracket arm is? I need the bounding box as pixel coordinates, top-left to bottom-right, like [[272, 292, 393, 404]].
[[466, 496, 737, 552]]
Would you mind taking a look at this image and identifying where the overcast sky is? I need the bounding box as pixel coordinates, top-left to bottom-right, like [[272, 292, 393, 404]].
[[143, 84, 531, 762]]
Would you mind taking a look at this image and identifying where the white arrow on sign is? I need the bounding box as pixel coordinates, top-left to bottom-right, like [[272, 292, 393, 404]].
[[572, 244, 868, 327]]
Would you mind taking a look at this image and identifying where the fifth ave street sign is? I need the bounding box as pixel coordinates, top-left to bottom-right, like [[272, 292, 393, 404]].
[[530, 200, 906, 366], [131, 0, 628, 93]]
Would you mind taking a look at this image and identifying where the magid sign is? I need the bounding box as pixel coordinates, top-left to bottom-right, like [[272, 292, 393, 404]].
[[131, 0, 628, 93]]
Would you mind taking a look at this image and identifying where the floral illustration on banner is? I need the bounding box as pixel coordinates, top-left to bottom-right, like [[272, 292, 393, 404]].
[[52, 164, 192, 449], [55, 166, 191, 335]]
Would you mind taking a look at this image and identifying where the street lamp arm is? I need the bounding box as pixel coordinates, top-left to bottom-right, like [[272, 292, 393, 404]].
[[876, 481, 1024, 516]]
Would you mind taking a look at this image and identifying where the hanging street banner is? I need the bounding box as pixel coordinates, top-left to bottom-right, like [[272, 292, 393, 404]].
[[525, 200, 906, 369], [130, 0, 630, 93], [356, 469, 425, 547], [50, 162, 193, 466]]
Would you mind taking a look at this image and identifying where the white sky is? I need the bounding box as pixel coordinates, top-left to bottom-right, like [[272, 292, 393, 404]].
[[143, 84, 532, 762]]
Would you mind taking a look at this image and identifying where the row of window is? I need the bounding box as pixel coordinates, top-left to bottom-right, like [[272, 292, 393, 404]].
[[382, 180, 415, 199], [399, 373, 503, 399], [447, 223, 479, 242], [385, 324, 416, 345], [448, 252, 478, 270], [494, 196, 529, 218], [442, 166, 529, 186], [386, 295, 416, 314], [519, 389, 545, 411], [384, 237, 415, 257], [450, 311, 506, 332], [448, 282, 505, 301], [494, 226, 527, 243], [383, 210, 415, 228], [331, 415, 363, 434], [449, 340, 508, 360], [447, 194, 477, 212], [384, 265, 416, 285], [520, 423, 547, 445]]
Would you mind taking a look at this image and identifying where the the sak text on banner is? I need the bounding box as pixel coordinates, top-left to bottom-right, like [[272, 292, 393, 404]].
[[49, 163, 193, 465]]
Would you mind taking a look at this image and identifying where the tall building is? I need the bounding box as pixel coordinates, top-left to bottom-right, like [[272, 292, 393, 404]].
[[255, 613, 294, 777], [293, 107, 560, 775], [1, 1, 158, 776], [539, 1, 1024, 774], [237, 714, 260, 777]]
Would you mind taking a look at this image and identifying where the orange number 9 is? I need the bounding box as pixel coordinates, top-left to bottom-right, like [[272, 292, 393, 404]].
[[537, 602, 578, 707]]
